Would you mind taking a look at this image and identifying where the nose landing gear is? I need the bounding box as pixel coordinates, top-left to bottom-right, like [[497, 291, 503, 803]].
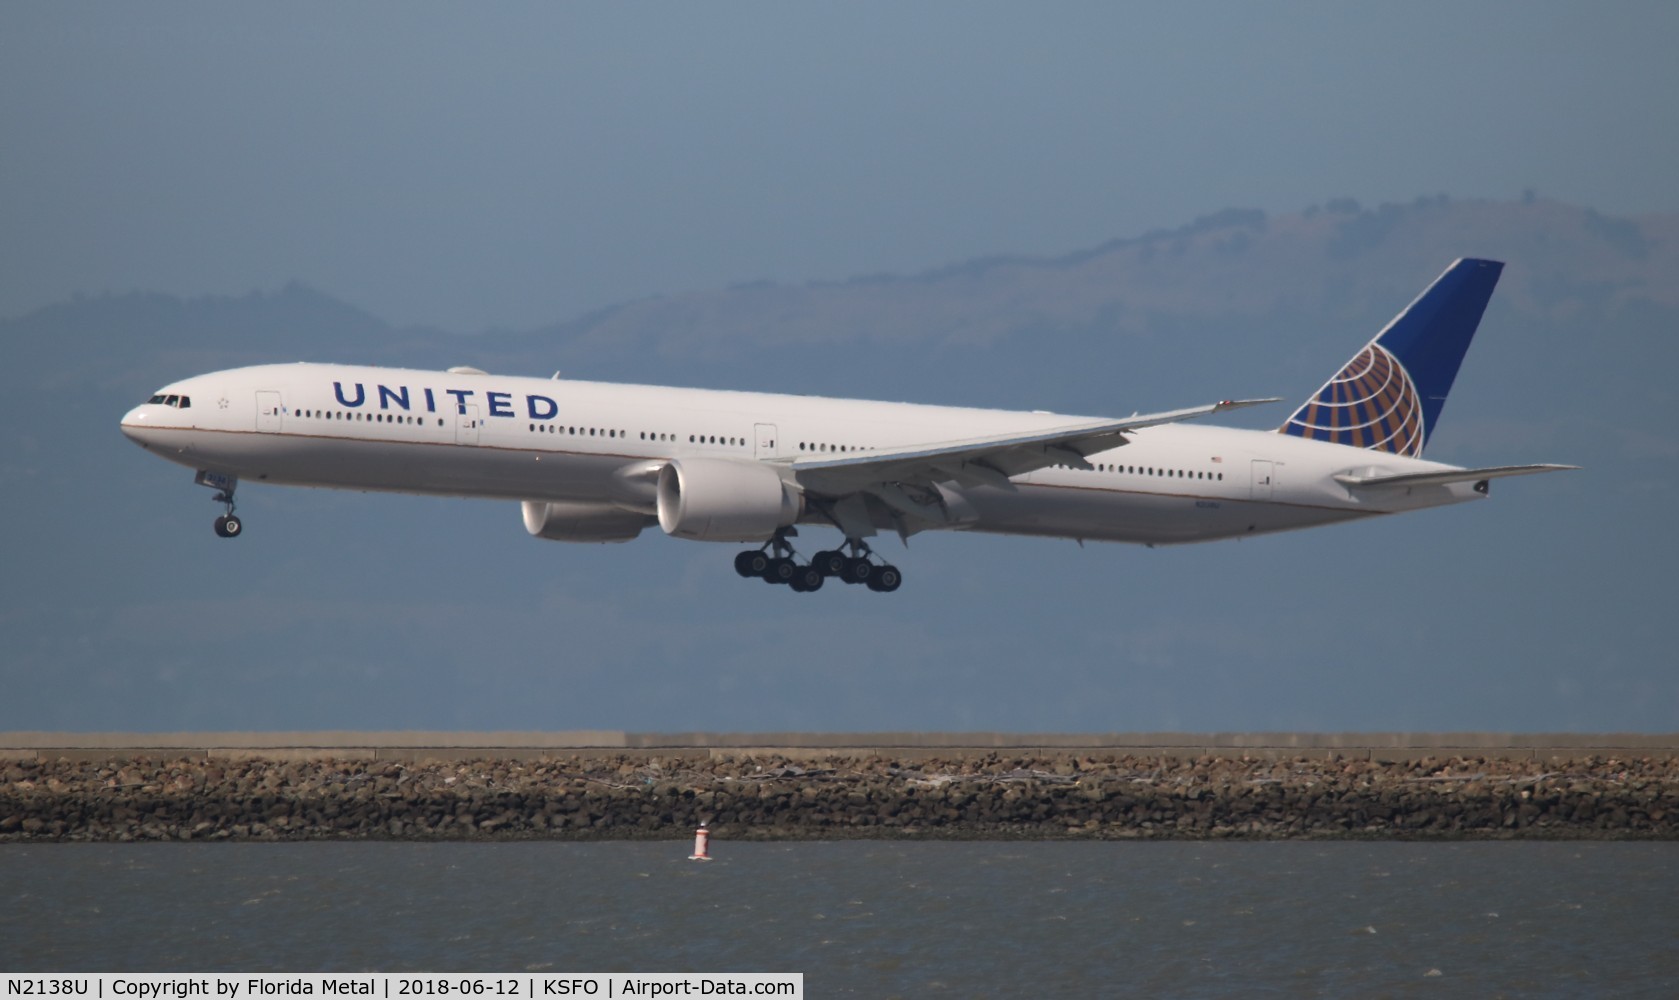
[[733, 533, 901, 594], [213, 509, 242, 538], [195, 470, 242, 538]]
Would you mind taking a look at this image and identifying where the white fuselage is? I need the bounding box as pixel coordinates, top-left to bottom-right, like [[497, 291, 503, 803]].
[[120, 362, 1486, 546]]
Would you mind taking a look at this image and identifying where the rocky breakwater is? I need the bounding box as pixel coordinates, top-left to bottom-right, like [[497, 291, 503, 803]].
[[2, 753, 1675, 842]]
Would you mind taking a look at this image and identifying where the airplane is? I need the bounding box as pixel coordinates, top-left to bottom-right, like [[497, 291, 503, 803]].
[[120, 258, 1574, 594]]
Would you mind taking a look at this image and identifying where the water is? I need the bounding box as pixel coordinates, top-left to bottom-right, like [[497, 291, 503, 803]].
[[3, 842, 1675, 998]]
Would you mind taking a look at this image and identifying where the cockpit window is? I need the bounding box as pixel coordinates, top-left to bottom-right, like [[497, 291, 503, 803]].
[[147, 393, 191, 408], [148, 394, 166, 404], [177, 396, 190, 408]]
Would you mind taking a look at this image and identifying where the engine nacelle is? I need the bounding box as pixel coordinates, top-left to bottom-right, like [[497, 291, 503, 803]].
[[656, 458, 801, 542], [521, 500, 651, 544]]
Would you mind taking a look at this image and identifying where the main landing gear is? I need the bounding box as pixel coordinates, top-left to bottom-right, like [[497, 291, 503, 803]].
[[733, 531, 902, 594]]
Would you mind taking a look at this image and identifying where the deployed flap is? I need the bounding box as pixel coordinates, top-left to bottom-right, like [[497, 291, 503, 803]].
[[1334, 463, 1579, 489], [791, 398, 1277, 496]]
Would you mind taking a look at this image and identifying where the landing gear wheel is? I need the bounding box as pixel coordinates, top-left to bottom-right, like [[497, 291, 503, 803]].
[[207, 482, 241, 537], [735, 551, 765, 578], [842, 557, 874, 585], [811, 550, 847, 577], [763, 557, 797, 585], [791, 565, 825, 592], [867, 565, 902, 593]]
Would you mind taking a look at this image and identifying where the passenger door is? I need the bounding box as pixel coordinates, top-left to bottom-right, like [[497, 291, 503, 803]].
[[755, 423, 779, 459], [1250, 459, 1275, 500], [256, 391, 283, 432]]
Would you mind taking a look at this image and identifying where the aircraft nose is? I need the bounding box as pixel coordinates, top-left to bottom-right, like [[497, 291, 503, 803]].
[[120, 405, 154, 447]]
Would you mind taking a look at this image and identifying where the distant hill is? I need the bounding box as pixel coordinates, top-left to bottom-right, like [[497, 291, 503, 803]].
[[7, 195, 1672, 413], [533, 196, 1678, 363]]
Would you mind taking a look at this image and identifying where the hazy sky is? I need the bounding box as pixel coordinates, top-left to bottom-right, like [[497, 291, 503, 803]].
[[3, 2, 1676, 331], [3, 4, 1677, 737]]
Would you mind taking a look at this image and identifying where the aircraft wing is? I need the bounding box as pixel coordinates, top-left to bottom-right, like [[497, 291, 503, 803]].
[[789, 397, 1277, 499], [1333, 464, 1579, 489]]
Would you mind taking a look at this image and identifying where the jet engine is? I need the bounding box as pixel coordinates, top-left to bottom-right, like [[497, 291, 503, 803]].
[[521, 500, 652, 544], [656, 458, 801, 542]]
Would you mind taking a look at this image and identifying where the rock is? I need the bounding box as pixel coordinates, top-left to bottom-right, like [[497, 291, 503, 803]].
[[4, 750, 1677, 842]]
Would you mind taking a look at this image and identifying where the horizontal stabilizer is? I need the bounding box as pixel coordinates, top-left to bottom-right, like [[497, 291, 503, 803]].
[[1334, 464, 1579, 489]]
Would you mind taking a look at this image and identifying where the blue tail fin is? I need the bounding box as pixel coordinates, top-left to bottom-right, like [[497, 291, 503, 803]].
[[1279, 258, 1503, 456]]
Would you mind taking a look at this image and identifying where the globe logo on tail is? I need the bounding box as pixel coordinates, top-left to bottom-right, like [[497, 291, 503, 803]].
[[1282, 343, 1425, 456]]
